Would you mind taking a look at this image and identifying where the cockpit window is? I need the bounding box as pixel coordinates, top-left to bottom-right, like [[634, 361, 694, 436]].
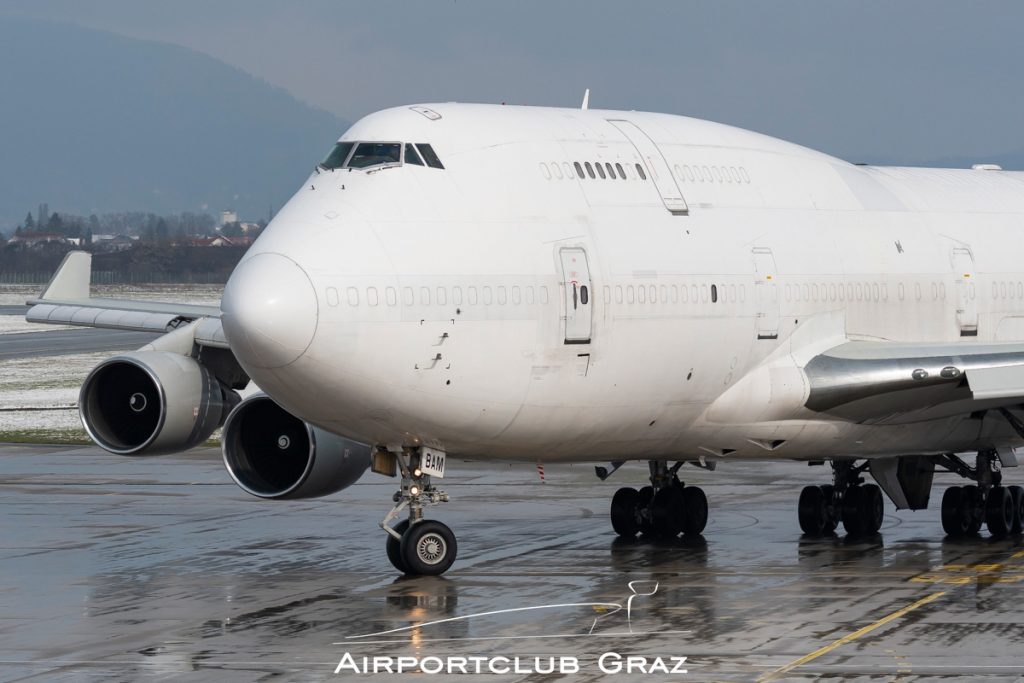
[[416, 143, 445, 169], [404, 143, 424, 166], [348, 142, 402, 168], [319, 140, 443, 171], [321, 142, 354, 170]]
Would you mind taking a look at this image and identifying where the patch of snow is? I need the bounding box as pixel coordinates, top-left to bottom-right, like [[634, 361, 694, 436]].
[[0, 315, 74, 334]]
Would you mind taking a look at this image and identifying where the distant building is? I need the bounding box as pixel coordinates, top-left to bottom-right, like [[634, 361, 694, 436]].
[[175, 235, 252, 248], [92, 234, 137, 253], [219, 210, 238, 226], [7, 231, 69, 247]]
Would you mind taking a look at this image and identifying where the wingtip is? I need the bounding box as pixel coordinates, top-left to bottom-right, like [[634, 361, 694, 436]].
[[38, 250, 91, 301]]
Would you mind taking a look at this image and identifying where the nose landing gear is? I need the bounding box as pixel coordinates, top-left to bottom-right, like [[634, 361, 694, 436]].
[[610, 461, 708, 538], [380, 448, 456, 575]]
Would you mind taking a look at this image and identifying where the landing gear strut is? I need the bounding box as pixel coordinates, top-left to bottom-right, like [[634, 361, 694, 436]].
[[380, 448, 456, 575], [799, 460, 884, 536], [935, 450, 1024, 537], [610, 461, 708, 538]]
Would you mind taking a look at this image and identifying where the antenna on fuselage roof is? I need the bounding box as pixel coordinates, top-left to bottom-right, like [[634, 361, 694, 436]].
[[581, 88, 590, 110]]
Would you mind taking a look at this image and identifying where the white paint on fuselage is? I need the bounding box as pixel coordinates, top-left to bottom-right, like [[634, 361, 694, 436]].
[[228, 103, 1024, 463]]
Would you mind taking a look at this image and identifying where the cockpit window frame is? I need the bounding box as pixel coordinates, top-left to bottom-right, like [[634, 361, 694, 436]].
[[320, 141, 356, 170], [416, 143, 445, 169], [403, 143, 424, 166], [319, 140, 445, 171], [347, 141, 403, 169]]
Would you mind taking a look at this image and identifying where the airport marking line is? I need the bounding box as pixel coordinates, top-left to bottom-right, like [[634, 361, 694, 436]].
[[911, 548, 1024, 585], [756, 590, 946, 682]]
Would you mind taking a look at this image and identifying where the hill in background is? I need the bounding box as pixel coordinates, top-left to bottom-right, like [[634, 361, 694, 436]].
[[0, 17, 348, 232]]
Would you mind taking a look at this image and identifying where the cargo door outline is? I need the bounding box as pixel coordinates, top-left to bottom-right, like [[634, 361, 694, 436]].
[[607, 120, 688, 215], [952, 247, 977, 336], [560, 247, 593, 344], [753, 247, 779, 340]]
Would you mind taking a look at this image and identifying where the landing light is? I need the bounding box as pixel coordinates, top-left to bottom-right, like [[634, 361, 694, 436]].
[[410, 485, 420, 496], [413, 468, 422, 478]]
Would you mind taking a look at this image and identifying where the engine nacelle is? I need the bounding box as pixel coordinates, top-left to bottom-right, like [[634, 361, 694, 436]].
[[221, 394, 370, 499], [80, 351, 239, 456]]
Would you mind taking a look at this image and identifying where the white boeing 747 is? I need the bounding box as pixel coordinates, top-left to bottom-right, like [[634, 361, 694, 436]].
[[26, 102, 1024, 575]]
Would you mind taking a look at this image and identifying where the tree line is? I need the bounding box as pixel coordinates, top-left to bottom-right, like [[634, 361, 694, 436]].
[[13, 209, 223, 242], [2, 208, 262, 282]]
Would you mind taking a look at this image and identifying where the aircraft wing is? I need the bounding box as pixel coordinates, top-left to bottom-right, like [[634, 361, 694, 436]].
[[23, 251, 228, 348], [707, 312, 1024, 431], [803, 340, 1024, 424]]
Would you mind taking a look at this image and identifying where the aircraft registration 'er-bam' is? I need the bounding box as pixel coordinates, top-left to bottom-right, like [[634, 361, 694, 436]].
[[26, 100, 1024, 575]]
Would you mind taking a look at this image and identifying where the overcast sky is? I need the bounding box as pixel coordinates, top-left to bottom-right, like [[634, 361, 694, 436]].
[[6, 1, 1024, 163]]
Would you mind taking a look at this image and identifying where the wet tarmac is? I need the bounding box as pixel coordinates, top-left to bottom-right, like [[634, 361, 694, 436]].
[[2, 444, 1023, 681], [0, 306, 29, 316]]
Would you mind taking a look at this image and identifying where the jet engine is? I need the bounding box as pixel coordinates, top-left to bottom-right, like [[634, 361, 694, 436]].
[[80, 351, 239, 456], [221, 394, 370, 499]]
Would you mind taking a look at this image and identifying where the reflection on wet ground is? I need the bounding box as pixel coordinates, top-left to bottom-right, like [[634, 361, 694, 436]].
[[2, 444, 1023, 680]]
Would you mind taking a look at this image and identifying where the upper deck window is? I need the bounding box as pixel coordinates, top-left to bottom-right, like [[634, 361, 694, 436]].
[[348, 142, 401, 168]]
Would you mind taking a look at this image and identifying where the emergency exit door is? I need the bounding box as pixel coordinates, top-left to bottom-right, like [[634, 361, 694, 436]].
[[560, 247, 592, 344], [607, 120, 689, 215], [753, 247, 779, 340], [952, 247, 978, 336]]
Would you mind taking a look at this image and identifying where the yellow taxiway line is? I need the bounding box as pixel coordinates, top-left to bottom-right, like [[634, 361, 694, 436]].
[[757, 590, 946, 682]]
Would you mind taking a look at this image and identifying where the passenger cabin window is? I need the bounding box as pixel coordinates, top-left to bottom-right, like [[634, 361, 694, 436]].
[[416, 144, 445, 169], [348, 142, 401, 168], [615, 162, 625, 178], [595, 163, 606, 179], [585, 162, 595, 179], [574, 162, 585, 178], [321, 142, 354, 169], [404, 143, 424, 165], [635, 163, 647, 180]]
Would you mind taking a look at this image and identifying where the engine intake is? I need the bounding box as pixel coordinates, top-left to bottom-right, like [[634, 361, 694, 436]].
[[222, 394, 370, 499], [80, 351, 238, 456]]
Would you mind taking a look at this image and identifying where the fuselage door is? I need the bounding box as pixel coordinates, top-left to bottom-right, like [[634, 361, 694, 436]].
[[559, 247, 593, 344], [753, 247, 779, 340], [607, 120, 688, 215], [951, 247, 978, 336]]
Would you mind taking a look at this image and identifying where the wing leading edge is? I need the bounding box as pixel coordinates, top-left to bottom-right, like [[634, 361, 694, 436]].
[[24, 251, 227, 347], [804, 341, 1024, 424]]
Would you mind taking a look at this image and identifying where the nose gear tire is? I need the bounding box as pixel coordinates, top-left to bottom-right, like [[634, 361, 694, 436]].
[[400, 520, 457, 576], [386, 519, 411, 573]]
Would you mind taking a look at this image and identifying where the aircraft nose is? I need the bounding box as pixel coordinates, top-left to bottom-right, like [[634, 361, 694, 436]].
[[221, 252, 318, 369]]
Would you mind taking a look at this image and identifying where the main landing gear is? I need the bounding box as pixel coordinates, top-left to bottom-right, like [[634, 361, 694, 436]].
[[610, 461, 708, 538], [380, 448, 456, 576], [935, 450, 1024, 537], [798, 460, 884, 536]]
